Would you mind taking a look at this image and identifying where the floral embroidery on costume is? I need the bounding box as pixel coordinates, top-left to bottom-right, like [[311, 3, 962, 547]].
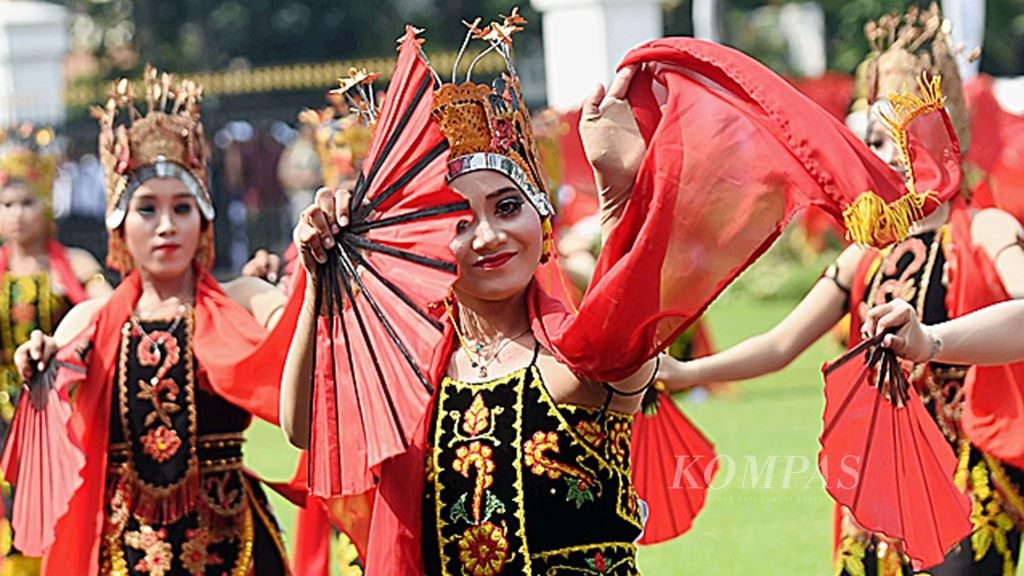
[[423, 345, 642, 575]]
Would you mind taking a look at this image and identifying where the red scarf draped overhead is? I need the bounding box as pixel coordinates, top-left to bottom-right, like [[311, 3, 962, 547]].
[[39, 266, 303, 575], [0, 239, 88, 305]]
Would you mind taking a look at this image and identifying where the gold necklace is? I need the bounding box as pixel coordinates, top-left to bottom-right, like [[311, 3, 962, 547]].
[[444, 299, 531, 378]]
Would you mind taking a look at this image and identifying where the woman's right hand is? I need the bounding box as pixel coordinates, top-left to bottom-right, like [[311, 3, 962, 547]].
[[14, 330, 57, 382], [862, 299, 936, 363], [657, 355, 700, 394], [293, 187, 352, 274]]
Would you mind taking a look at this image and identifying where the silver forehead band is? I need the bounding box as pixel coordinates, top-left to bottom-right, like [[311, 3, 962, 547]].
[[447, 153, 553, 218], [106, 157, 216, 229]]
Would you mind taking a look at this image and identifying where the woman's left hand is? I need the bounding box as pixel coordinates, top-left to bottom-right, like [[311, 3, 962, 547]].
[[579, 65, 645, 234]]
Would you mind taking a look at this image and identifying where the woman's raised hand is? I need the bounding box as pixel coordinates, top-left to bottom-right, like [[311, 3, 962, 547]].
[[14, 329, 57, 382], [862, 299, 937, 363], [294, 187, 352, 273]]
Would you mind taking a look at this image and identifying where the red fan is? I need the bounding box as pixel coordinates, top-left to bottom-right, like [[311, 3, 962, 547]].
[[0, 362, 85, 556], [308, 28, 469, 498], [819, 333, 971, 568], [631, 387, 718, 544]]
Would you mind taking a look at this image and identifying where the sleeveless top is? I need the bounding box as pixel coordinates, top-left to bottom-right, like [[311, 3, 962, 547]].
[[422, 344, 643, 575], [101, 312, 286, 575]]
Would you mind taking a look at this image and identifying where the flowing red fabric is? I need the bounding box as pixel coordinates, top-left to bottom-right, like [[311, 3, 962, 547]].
[[788, 72, 855, 121], [0, 240, 88, 305], [945, 202, 1024, 468], [965, 75, 1024, 224], [630, 390, 718, 544], [819, 341, 971, 568], [290, 451, 374, 575], [542, 38, 961, 384], [307, 30, 467, 500], [0, 266, 304, 574]]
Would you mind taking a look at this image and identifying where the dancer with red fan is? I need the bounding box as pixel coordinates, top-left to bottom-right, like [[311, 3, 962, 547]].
[[281, 10, 962, 575], [0, 124, 110, 574], [658, 6, 1024, 575], [0, 66, 304, 575]]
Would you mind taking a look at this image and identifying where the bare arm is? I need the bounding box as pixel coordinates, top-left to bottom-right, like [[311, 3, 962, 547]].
[[280, 272, 318, 449], [971, 208, 1024, 298], [659, 244, 863, 391], [866, 298, 1024, 366], [579, 66, 645, 241], [66, 247, 112, 298], [222, 276, 288, 329], [280, 186, 350, 449], [15, 296, 108, 380]]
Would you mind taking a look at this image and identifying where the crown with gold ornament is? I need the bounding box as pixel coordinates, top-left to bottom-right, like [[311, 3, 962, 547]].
[[299, 70, 378, 189], [0, 123, 60, 205], [91, 64, 214, 231], [858, 2, 976, 149], [430, 8, 554, 219]]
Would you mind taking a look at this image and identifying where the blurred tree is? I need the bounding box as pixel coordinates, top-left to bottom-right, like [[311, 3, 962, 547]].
[[61, 0, 541, 79], [661, 0, 1024, 76]]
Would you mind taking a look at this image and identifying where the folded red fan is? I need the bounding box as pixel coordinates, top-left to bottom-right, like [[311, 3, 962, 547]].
[[819, 333, 971, 568], [631, 389, 718, 544], [0, 363, 85, 556]]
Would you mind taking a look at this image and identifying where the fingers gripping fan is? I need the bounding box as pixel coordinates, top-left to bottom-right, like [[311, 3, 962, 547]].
[[309, 29, 469, 497], [819, 333, 971, 568]]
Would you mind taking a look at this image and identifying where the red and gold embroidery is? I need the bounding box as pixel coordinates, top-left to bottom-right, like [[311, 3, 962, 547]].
[[124, 525, 174, 576], [457, 521, 510, 576], [452, 441, 497, 523], [140, 425, 183, 463], [179, 526, 226, 574], [524, 430, 601, 507], [575, 420, 606, 449]]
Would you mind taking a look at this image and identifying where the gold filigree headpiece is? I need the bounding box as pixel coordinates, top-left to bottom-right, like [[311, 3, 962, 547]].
[[429, 8, 554, 218], [300, 70, 377, 189], [858, 2, 974, 149], [91, 64, 214, 231], [0, 123, 59, 206]]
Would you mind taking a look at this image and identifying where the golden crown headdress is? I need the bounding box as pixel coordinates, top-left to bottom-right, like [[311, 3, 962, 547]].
[[430, 8, 554, 219], [299, 71, 377, 189], [91, 64, 214, 231], [0, 123, 59, 205], [858, 3, 975, 149]]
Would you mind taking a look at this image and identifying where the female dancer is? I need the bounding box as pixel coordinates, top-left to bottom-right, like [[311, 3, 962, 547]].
[[282, 13, 961, 575], [10, 67, 295, 575], [658, 7, 1024, 575], [0, 125, 109, 574]]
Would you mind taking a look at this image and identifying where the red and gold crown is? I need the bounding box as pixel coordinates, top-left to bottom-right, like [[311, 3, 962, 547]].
[[430, 9, 553, 219], [0, 123, 59, 206], [858, 3, 974, 149], [299, 70, 377, 189], [91, 65, 214, 231]]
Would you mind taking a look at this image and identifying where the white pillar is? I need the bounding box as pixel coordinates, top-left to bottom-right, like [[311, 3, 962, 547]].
[[692, 0, 721, 42], [531, 0, 662, 109], [942, 0, 985, 80], [0, 0, 68, 125]]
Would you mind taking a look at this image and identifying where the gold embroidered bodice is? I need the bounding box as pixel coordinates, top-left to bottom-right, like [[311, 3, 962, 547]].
[[422, 348, 642, 575]]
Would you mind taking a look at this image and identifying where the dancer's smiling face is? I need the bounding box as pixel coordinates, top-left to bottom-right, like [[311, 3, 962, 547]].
[[448, 169, 544, 303]]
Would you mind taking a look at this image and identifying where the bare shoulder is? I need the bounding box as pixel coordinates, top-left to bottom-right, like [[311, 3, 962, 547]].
[[54, 296, 109, 345], [970, 208, 1024, 259], [65, 247, 103, 279], [221, 276, 287, 325]]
